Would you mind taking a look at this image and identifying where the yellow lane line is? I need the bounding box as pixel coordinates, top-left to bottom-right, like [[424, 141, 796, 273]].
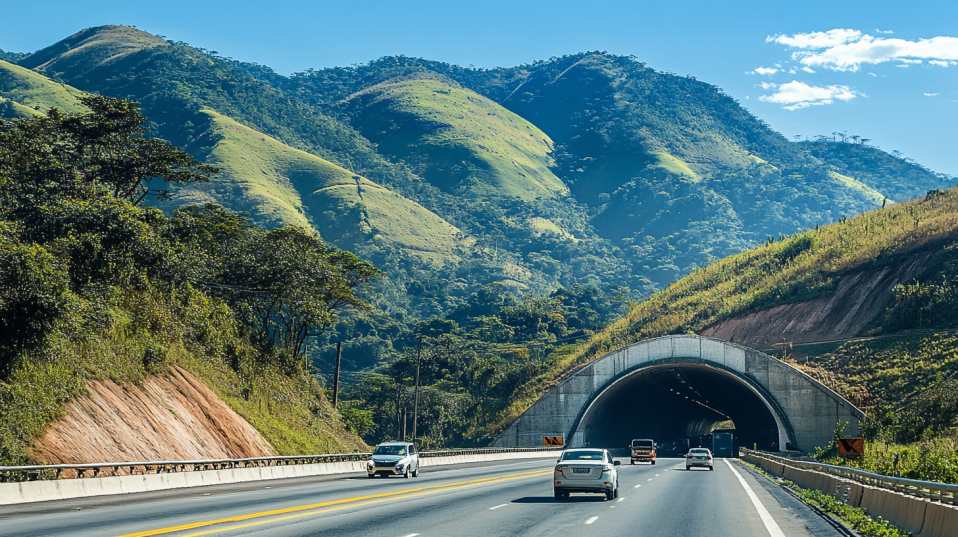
[[117, 469, 552, 537]]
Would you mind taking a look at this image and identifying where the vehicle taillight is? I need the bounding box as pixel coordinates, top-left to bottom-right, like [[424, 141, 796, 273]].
[[707, 454, 712, 460], [686, 454, 692, 458]]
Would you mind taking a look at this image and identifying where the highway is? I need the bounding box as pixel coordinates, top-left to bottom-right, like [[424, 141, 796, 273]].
[[0, 457, 851, 536]]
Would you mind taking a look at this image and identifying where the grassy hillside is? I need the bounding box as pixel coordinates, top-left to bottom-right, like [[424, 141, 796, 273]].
[[345, 74, 567, 201], [0, 60, 87, 119], [176, 109, 466, 265], [483, 186, 958, 442]]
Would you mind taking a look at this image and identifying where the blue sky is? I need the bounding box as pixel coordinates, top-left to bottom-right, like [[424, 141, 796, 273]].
[[3, 0, 956, 175]]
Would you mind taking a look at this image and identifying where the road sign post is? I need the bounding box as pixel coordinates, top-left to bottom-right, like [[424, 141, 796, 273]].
[[543, 436, 563, 447], [838, 437, 864, 459]]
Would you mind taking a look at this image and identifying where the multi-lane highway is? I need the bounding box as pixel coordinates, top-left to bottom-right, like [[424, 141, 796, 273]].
[[0, 457, 851, 536]]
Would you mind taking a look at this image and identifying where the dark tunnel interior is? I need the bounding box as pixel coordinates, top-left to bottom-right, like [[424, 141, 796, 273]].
[[577, 363, 782, 452]]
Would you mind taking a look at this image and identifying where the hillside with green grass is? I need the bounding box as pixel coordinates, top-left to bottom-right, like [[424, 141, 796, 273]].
[[0, 60, 87, 119], [176, 109, 467, 265], [345, 74, 567, 201], [0, 97, 374, 464]]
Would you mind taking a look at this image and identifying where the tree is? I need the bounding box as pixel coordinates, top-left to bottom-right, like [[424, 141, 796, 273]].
[[0, 242, 77, 376], [218, 226, 381, 364], [0, 95, 217, 209]]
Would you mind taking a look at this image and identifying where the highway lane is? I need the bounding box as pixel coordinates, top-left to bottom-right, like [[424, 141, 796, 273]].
[[0, 457, 850, 536]]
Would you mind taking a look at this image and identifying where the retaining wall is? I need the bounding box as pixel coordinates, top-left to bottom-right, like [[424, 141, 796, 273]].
[[0, 450, 561, 506], [742, 452, 958, 537]]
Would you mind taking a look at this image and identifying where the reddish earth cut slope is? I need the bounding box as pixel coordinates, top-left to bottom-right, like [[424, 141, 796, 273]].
[[30, 366, 275, 465], [701, 255, 929, 350]]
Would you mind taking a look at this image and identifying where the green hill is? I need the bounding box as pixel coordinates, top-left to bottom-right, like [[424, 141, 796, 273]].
[[175, 109, 467, 265], [0, 60, 87, 119], [345, 74, 567, 201]]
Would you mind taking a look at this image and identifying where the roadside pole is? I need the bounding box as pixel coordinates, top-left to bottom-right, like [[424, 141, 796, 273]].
[[413, 335, 422, 441], [333, 341, 342, 408]]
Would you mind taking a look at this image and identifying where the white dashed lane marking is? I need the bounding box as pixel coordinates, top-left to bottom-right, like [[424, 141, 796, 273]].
[[586, 516, 599, 524], [634, 484, 641, 488], [489, 503, 508, 510]]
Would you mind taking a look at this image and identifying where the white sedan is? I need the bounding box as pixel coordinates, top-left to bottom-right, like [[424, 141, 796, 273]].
[[685, 448, 714, 470], [553, 448, 620, 500]]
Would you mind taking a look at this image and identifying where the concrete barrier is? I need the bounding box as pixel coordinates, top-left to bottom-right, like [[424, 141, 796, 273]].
[[919, 501, 958, 537], [0, 450, 562, 505]]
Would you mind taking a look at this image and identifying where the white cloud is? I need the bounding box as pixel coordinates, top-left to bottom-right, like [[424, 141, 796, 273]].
[[929, 60, 954, 67], [788, 68, 796, 74], [924, 92, 939, 96], [896, 64, 910, 68], [768, 29, 862, 49], [759, 80, 861, 110], [801, 66, 816, 73], [773, 32, 958, 72], [875, 29, 894, 34], [750, 66, 779, 75], [760, 81, 777, 89], [868, 72, 877, 76], [899, 59, 922, 64]]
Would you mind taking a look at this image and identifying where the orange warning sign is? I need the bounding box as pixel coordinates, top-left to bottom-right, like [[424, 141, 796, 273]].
[[543, 436, 564, 446], [838, 438, 864, 458]]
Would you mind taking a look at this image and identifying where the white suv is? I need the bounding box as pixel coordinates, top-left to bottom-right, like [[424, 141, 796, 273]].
[[367, 442, 420, 478]]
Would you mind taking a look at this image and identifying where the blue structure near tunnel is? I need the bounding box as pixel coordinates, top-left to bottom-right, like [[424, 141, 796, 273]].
[[491, 335, 863, 453]]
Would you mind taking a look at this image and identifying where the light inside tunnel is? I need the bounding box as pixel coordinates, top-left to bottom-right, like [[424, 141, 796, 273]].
[[574, 362, 782, 452]]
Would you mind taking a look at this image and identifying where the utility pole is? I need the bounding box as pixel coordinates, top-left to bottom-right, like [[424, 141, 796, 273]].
[[413, 335, 423, 442], [333, 342, 342, 408]]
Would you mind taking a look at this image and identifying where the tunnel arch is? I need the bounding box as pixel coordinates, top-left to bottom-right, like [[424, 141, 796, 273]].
[[492, 335, 863, 452]]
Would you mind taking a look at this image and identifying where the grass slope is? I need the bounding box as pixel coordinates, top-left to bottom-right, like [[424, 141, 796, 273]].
[[18, 25, 168, 76], [174, 109, 465, 265], [345, 75, 568, 201], [481, 187, 958, 441], [0, 60, 87, 118]]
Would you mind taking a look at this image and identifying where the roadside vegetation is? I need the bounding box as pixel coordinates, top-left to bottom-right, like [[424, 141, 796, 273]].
[[740, 460, 910, 537], [0, 97, 376, 464]]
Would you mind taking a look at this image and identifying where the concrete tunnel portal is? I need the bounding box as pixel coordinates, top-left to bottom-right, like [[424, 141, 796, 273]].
[[492, 336, 864, 453], [574, 362, 782, 451]]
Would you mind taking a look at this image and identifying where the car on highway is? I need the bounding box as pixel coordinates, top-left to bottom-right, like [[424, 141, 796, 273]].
[[685, 447, 714, 470], [630, 438, 656, 465], [367, 441, 420, 478], [553, 448, 620, 501]]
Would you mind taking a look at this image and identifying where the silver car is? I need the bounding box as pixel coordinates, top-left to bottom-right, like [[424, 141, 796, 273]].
[[553, 448, 620, 501], [367, 442, 420, 478], [685, 448, 714, 470]]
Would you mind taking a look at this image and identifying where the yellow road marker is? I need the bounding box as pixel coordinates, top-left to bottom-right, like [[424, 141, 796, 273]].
[[118, 469, 551, 537]]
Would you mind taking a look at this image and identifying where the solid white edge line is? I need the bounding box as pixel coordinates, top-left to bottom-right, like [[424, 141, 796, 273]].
[[585, 516, 599, 524], [489, 503, 508, 510], [723, 460, 786, 537]]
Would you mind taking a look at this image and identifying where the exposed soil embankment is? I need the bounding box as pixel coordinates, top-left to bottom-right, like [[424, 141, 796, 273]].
[[31, 366, 275, 465], [702, 255, 930, 349]]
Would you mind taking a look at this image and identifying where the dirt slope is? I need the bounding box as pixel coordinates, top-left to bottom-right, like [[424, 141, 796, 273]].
[[30, 366, 275, 465], [701, 255, 929, 350]]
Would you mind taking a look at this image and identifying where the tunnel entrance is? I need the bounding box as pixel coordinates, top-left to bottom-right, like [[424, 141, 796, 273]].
[[572, 362, 785, 452]]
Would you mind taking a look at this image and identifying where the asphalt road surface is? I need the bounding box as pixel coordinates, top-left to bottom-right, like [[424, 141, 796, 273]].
[[0, 457, 852, 536]]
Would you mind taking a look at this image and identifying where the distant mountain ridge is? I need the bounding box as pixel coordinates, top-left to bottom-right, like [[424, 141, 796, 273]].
[[5, 25, 953, 317]]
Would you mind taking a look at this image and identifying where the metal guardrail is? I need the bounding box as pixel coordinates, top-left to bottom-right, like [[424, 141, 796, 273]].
[[0, 447, 560, 483], [742, 448, 958, 505]]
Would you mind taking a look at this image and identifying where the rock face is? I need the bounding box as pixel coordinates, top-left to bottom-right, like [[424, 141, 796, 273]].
[[31, 366, 274, 465], [701, 255, 930, 350]]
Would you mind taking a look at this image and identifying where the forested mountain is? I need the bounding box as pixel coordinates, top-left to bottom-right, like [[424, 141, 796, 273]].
[[3, 25, 954, 448]]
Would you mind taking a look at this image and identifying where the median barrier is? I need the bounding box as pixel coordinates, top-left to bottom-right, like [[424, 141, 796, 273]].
[[0, 448, 562, 505], [919, 501, 958, 537]]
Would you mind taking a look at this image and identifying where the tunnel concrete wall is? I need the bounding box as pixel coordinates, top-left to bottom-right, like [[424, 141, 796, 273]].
[[491, 335, 863, 453]]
